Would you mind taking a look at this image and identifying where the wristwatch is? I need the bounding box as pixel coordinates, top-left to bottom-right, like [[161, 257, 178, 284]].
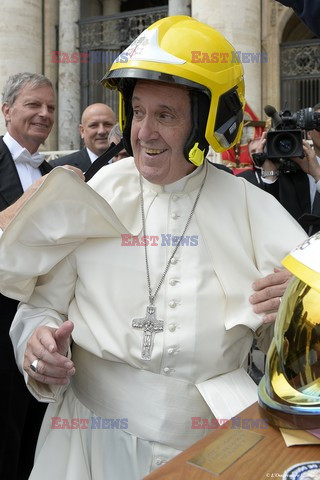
[[261, 170, 279, 178]]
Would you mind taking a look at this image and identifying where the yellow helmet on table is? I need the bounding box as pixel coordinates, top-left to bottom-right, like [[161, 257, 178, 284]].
[[258, 233, 320, 429]]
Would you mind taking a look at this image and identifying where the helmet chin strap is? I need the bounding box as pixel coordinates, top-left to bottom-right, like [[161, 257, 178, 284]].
[[188, 143, 206, 166], [183, 90, 210, 166]]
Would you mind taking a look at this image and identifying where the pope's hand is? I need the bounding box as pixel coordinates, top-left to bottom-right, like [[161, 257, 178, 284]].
[[24, 320, 75, 385], [249, 267, 292, 323]]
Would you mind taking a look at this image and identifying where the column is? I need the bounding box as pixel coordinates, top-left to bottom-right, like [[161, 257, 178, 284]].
[[58, 0, 81, 150], [43, 0, 59, 151], [262, 1, 287, 113], [0, 0, 42, 134], [192, 0, 262, 118], [169, 0, 191, 16]]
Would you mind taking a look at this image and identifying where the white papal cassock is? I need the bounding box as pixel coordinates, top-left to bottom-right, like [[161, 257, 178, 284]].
[[0, 158, 307, 479]]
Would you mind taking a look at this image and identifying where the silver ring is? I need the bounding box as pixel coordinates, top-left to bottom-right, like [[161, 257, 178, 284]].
[[30, 359, 39, 373]]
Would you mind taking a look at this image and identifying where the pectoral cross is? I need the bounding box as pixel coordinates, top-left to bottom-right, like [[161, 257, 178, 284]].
[[132, 305, 164, 360]]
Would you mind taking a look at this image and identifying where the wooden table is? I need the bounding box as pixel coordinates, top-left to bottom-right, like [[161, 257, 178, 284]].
[[144, 403, 319, 480]]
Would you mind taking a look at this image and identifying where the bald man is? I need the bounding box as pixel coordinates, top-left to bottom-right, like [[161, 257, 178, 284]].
[[51, 103, 116, 171]]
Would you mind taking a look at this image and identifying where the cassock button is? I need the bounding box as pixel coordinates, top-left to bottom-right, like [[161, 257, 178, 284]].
[[163, 367, 170, 374], [171, 213, 178, 220], [169, 278, 177, 286], [172, 195, 179, 202], [170, 257, 177, 265], [169, 300, 176, 308], [168, 323, 176, 332], [168, 348, 174, 355]]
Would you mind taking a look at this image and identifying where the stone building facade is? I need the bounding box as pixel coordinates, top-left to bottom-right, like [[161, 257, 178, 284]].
[[0, 0, 318, 151]]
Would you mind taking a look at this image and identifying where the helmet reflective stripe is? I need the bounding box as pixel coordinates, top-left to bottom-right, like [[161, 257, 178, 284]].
[[282, 233, 320, 294], [116, 27, 185, 65]]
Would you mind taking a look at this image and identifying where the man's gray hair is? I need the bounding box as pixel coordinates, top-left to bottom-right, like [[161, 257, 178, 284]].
[[108, 122, 122, 143], [2, 72, 54, 106]]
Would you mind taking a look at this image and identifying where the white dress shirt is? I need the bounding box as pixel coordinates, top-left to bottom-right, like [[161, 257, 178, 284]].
[[86, 147, 98, 164], [3, 132, 43, 191]]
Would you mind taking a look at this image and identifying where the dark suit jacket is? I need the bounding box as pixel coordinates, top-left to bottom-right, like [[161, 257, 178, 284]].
[[0, 136, 52, 480], [0, 137, 52, 209], [238, 168, 313, 233], [50, 147, 92, 172]]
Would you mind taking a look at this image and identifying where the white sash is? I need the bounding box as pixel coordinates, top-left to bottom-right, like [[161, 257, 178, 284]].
[[71, 344, 212, 450]]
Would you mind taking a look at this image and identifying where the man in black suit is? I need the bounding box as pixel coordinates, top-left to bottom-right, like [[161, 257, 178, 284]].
[[0, 72, 55, 480], [307, 104, 320, 161], [237, 132, 320, 235], [50, 103, 116, 172]]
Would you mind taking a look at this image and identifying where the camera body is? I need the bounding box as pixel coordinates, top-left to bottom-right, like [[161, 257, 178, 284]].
[[266, 129, 304, 159], [265, 107, 320, 160]]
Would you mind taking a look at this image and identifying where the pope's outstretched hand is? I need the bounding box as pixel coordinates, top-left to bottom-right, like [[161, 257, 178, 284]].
[[25, 320, 75, 385]]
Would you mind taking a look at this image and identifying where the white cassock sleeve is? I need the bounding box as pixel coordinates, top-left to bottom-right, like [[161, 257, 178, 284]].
[[0, 168, 128, 400], [10, 254, 77, 402], [0, 167, 128, 302]]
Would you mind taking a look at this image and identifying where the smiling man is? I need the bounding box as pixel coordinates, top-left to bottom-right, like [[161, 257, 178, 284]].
[[0, 72, 55, 480], [51, 102, 116, 171], [131, 81, 195, 184]]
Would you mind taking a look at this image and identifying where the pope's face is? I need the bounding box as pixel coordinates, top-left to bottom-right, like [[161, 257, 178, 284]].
[[2, 82, 55, 153], [131, 80, 195, 185]]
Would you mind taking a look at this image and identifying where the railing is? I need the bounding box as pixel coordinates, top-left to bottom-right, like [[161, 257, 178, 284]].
[[79, 6, 168, 115], [280, 39, 320, 110]]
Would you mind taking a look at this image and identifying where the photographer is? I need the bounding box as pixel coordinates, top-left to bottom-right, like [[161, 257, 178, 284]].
[[237, 107, 320, 235], [306, 103, 320, 169]]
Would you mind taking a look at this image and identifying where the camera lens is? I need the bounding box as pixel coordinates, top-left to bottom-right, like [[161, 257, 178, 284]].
[[278, 138, 293, 153], [272, 133, 297, 156], [266, 129, 303, 159]]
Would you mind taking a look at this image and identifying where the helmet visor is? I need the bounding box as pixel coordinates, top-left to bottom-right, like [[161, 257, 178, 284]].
[[258, 276, 320, 428]]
